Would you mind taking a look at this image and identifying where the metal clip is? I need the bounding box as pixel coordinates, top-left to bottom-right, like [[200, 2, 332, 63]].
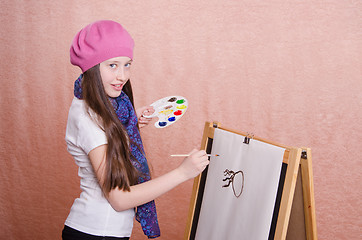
[[243, 132, 254, 144]]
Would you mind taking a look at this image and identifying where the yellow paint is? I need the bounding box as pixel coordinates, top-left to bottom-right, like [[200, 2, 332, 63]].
[[160, 109, 173, 115], [176, 105, 187, 109]]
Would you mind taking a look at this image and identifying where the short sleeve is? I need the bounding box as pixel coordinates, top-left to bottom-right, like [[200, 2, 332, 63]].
[[76, 115, 107, 154]]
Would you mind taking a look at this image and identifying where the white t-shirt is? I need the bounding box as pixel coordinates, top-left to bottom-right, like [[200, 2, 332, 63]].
[[64, 97, 135, 237]]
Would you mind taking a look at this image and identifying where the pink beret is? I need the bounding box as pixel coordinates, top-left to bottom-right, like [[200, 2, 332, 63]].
[[70, 20, 134, 72]]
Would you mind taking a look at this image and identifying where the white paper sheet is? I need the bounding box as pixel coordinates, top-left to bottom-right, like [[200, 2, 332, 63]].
[[195, 128, 285, 240]]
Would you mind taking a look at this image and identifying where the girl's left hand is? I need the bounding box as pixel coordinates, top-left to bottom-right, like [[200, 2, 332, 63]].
[[136, 106, 155, 128]]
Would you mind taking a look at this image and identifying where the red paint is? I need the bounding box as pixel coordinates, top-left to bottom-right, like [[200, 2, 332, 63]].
[[174, 110, 182, 116]]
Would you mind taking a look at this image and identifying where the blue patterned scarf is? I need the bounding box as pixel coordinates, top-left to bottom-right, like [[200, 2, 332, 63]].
[[74, 75, 160, 239]]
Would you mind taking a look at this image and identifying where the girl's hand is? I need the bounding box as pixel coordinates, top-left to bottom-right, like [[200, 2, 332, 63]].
[[90, 146, 209, 212], [177, 149, 210, 180], [136, 106, 155, 128]]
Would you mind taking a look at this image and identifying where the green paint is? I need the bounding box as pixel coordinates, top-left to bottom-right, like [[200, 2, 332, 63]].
[[176, 99, 185, 104]]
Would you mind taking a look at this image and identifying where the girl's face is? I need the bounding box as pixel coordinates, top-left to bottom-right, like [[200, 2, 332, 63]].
[[99, 56, 132, 98]]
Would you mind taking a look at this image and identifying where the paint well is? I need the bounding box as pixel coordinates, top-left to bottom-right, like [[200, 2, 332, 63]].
[[168, 116, 176, 122], [174, 110, 182, 116], [176, 105, 187, 109], [159, 122, 167, 127], [160, 109, 173, 115]]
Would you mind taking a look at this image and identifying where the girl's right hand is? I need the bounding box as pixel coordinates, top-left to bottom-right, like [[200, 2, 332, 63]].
[[91, 146, 209, 211], [177, 149, 210, 180]]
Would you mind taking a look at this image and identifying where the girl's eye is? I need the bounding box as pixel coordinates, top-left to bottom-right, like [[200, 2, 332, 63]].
[[109, 64, 117, 68], [125, 62, 132, 67]]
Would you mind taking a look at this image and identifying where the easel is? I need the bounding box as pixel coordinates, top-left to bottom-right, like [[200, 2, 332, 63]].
[[184, 122, 317, 240]]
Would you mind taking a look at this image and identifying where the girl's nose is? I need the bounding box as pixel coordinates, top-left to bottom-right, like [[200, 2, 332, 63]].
[[116, 68, 126, 81]]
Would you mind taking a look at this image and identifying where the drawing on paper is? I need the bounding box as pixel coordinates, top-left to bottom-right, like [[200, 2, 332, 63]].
[[222, 169, 244, 198]]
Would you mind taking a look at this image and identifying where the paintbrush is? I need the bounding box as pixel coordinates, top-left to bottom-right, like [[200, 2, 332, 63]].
[[170, 154, 219, 157]]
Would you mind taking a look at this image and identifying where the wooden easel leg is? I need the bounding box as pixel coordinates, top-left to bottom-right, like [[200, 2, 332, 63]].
[[274, 147, 302, 240], [300, 148, 318, 240]]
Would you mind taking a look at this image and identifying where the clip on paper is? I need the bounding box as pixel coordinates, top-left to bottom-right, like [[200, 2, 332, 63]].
[[243, 132, 254, 144]]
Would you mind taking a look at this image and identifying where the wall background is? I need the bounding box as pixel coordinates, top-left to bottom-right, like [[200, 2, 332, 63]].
[[0, 1, 361, 239]]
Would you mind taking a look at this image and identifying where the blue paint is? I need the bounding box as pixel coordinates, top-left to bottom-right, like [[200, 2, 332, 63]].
[[168, 116, 176, 122], [159, 122, 167, 127]]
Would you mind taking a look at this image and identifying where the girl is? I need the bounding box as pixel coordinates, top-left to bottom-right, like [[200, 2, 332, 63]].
[[62, 20, 209, 240]]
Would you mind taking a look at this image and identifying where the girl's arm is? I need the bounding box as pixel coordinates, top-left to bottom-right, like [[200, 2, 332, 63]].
[[88, 144, 209, 212]]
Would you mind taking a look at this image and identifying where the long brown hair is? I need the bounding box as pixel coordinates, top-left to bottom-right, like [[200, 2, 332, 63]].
[[82, 64, 139, 193]]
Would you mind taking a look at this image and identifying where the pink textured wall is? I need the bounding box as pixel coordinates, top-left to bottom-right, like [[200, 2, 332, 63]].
[[0, 1, 361, 239]]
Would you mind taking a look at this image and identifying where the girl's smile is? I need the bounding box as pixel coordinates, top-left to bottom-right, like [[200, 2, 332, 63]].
[[111, 83, 125, 91]]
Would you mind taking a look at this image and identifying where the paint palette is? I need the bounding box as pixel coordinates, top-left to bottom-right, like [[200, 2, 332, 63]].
[[144, 96, 188, 128]]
